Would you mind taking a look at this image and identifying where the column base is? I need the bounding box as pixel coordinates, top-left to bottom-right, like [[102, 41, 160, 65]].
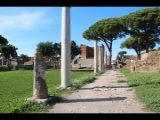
[[57, 85, 72, 90], [27, 95, 53, 104]]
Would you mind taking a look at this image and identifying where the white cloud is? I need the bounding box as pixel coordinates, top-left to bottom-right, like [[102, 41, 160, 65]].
[[0, 8, 54, 33], [0, 7, 60, 57]]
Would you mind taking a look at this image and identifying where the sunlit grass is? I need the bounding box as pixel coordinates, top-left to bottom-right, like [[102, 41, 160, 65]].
[[120, 68, 160, 112], [0, 69, 105, 113]]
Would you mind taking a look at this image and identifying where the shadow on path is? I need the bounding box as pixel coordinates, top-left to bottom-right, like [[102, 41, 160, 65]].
[[61, 97, 127, 103], [78, 86, 131, 90]]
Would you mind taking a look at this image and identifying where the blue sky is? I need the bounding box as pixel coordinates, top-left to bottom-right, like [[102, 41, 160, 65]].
[[0, 6, 157, 60]]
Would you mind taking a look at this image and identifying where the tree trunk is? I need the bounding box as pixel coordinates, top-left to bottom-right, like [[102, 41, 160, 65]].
[[135, 49, 140, 60], [137, 53, 141, 60], [109, 42, 113, 66], [145, 38, 149, 53], [103, 40, 113, 66], [138, 46, 141, 60]]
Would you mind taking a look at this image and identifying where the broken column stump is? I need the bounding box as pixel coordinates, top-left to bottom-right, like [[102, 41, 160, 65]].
[[27, 53, 52, 104]]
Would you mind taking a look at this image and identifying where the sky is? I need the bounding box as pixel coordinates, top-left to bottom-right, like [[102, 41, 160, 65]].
[[0, 6, 158, 60]]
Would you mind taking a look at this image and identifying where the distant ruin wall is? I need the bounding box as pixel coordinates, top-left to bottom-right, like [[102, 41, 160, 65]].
[[80, 44, 94, 59], [80, 44, 105, 59], [126, 51, 160, 72]]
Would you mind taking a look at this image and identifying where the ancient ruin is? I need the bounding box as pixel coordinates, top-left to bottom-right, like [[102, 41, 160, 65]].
[[124, 51, 160, 73], [27, 53, 51, 103], [71, 44, 109, 71], [60, 7, 71, 88]]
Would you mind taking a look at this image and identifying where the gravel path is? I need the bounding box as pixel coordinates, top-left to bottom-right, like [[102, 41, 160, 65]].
[[46, 69, 155, 113]]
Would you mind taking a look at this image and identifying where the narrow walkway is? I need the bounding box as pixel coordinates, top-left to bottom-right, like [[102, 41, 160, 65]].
[[46, 69, 153, 113]]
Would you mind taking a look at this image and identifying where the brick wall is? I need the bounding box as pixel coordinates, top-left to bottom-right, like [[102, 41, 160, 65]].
[[80, 44, 94, 59], [80, 44, 105, 59]]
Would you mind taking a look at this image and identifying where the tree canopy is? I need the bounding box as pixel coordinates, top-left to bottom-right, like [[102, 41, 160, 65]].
[[36, 41, 56, 58], [0, 44, 18, 59], [116, 51, 127, 61], [120, 7, 160, 53], [19, 54, 29, 62], [0, 35, 18, 65], [0, 35, 8, 45], [120, 36, 156, 59], [83, 17, 128, 65], [0, 44, 18, 65], [71, 40, 81, 60], [36, 40, 81, 61]]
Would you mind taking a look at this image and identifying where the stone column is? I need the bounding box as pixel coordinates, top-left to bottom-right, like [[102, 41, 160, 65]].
[[61, 7, 71, 88], [33, 53, 48, 99], [99, 46, 102, 71], [94, 40, 98, 73], [27, 52, 50, 103], [104, 51, 107, 69], [101, 44, 104, 71]]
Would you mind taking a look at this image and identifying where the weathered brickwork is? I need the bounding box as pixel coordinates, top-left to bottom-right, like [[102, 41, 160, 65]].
[[80, 44, 94, 59], [80, 44, 105, 59]]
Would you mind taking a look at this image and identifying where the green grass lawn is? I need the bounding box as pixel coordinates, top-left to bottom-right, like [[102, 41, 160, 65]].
[[0, 69, 105, 113], [120, 68, 160, 113]]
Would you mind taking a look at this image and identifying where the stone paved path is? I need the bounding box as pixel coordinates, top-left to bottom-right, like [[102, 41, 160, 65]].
[[46, 69, 155, 113]]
